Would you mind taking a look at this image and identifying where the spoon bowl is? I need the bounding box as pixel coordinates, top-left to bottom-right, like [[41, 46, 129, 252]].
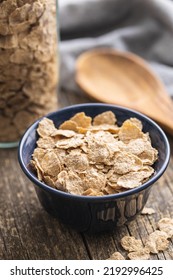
[[76, 49, 173, 135]]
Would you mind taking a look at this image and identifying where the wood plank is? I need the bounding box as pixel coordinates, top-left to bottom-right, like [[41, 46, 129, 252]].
[[58, 90, 93, 108], [0, 149, 89, 260]]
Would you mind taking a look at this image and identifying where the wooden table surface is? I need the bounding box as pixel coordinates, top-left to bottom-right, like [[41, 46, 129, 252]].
[[0, 90, 173, 260]]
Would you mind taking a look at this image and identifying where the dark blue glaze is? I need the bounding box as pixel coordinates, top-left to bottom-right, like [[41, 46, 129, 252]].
[[18, 104, 170, 233]]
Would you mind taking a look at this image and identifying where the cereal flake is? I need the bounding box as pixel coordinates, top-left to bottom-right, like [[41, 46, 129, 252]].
[[107, 252, 125, 260], [157, 218, 173, 238], [145, 230, 169, 254], [121, 236, 143, 252]]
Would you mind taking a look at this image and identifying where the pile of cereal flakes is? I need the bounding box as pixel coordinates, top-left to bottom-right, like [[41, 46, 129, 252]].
[[31, 111, 158, 196], [107, 217, 173, 260], [0, 0, 58, 142]]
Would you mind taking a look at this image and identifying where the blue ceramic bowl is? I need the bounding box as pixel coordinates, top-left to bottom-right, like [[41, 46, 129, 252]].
[[18, 104, 170, 233]]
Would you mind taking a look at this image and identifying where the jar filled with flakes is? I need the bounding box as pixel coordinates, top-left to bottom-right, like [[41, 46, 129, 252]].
[[0, 0, 59, 148]]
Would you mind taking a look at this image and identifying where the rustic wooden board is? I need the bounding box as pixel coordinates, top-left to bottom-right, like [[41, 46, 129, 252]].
[[0, 149, 89, 260], [0, 90, 172, 260]]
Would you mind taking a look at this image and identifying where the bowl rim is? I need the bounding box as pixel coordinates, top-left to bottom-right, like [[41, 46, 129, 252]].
[[18, 103, 170, 201]]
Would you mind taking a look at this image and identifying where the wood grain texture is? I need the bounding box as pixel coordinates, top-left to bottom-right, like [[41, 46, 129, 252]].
[[76, 49, 173, 135], [0, 90, 172, 260]]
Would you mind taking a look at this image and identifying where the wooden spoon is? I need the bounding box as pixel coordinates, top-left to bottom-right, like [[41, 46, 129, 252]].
[[76, 49, 173, 135]]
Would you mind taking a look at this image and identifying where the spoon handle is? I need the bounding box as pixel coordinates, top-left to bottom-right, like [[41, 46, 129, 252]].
[[138, 93, 173, 136]]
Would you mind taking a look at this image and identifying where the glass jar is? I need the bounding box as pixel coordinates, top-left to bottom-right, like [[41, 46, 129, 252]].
[[0, 0, 59, 148]]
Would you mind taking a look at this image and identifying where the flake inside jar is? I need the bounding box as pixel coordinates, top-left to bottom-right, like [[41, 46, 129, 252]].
[[0, 0, 58, 143]]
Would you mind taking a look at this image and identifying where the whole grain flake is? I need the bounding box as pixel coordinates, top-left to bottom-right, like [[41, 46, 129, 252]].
[[106, 252, 125, 260], [120, 236, 143, 252], [31, 111, 158, 196], [106, 216, 172, 260], [0, 0, 58, 143], [128, 248, 150, 260], [157, 218, 173, 238], [145, 230, 169, 254]]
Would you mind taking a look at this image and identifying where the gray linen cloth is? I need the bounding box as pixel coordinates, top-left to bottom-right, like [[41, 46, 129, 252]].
[[59, 0, 173, 97]]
